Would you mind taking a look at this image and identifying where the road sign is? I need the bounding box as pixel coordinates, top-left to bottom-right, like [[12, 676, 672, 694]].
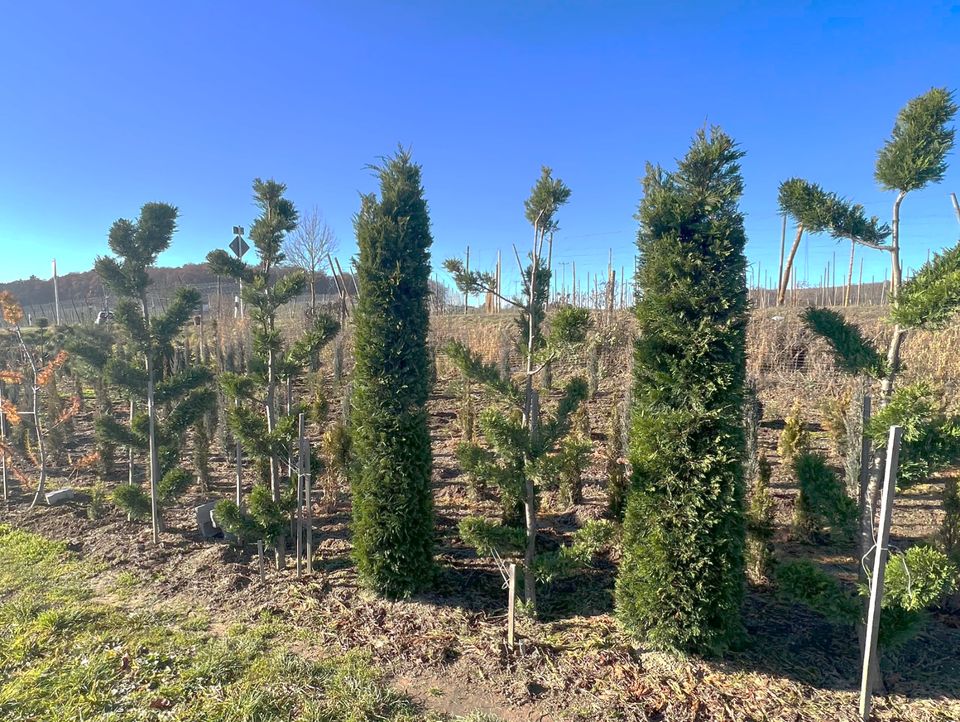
[[229, 235, 250, 258], [232, 226, 244, 236]]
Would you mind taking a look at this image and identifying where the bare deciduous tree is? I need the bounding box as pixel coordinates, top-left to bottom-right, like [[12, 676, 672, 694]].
[[284, 207, 338, 310]]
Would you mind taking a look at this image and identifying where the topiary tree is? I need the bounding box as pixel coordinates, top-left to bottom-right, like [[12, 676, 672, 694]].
[[208, 179, 339, 570], [615, 127, 749, 653], [445, 166, 588, 611], [94, 204, 214, 540], [350, 149, 436, 598], [776, 180, 890, 305]]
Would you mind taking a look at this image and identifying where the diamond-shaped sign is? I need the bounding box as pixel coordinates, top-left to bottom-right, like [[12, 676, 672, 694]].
[[229, 235, 250, 258]]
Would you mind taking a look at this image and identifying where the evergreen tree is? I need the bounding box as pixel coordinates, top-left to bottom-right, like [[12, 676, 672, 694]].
[[445, 166, 586, 611], [615, 128, 749, 653], [94, 203, 214, 540], [208, 179, 339, 570], [350, 149, 436, 598]]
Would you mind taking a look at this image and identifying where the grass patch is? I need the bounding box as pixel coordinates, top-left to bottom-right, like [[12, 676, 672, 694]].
[[0, 524, 498, 721]]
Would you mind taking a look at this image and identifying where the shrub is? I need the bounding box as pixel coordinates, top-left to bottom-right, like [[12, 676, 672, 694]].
[[746, 454, 776, 584], [775, 560, 860, 623], [793, 452, 857, 541], [616, 128, 749, 653], [778, 401, 810, 465], [87, 483, 110, 520], [112, 483, 152, 521], [866, 382, 960, 488]]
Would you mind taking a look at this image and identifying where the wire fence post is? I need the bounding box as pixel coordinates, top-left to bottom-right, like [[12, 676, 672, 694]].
[[859, 425, 903, 721], [508, 562, 517, 649]]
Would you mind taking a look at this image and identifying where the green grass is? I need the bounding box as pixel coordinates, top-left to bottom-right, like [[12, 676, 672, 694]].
[[0, 524, 499, 721]]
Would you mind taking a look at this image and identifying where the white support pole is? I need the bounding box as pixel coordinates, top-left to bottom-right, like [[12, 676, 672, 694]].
[[0, 382, 7, 500], [52, 259, 61, 327], [295, 413, 305, 579], [507, 562, 517, 649], [859, 425, 903, 722], [951, 192, 960, 225]]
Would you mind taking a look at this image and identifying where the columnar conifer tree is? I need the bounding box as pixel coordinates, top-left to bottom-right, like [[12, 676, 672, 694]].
[[208, 179, 338, 570], [616, 128, 749, 653], [94, 203, 214, 541], [350, 149, 436, 598]]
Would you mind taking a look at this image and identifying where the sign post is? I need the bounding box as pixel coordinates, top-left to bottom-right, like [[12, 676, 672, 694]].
[[229, 226, 249, 319]]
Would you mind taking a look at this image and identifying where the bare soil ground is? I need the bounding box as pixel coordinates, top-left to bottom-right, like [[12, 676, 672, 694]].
[[2, 309, 959, 721]]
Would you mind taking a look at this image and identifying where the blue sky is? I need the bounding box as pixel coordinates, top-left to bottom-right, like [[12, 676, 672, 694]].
[[1, 1, 958, 295]]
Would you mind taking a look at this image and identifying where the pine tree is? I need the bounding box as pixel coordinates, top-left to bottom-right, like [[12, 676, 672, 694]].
[[445, 166, 589, 611], [350, 149, 436, 598], [94, 203, 214, 540], [615, 128, 749, 653], [207, 179, 339, 570]]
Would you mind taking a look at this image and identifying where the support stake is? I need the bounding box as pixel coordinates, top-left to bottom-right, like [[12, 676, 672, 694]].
[[859, 425, 903, 721]]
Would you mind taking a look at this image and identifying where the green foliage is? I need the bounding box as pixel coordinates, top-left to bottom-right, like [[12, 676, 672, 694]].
[[793, 452, 857, 541], [533, 520, 619, 584], [778, 179, 890, 247], [158, 468, 192, 505], [214, 483, 294, 546], [942, 478, 960, 563], [746, 454, 775, 584], [86, 483, 109, 521], [458, 517, 525, 556], [556, 433, 591, 507], [875, 87, 957, 193], [891, 240, 960, 330], [350, 149, 436, 598], [778, 401, 810, 465], [605, 403, 628, 521], [802, 308, 886, 378], [524, 166, 572, 233], [112, 483, 152, 521], [883, 545, 957, 612], [616, 127, 749, 654], [867, 382, 960, 487], [775, 560, 860, 624]]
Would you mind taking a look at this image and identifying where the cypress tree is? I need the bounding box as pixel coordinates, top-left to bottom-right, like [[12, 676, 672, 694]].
[[351, 149, 435, 597], [615, 128, 749, 653]]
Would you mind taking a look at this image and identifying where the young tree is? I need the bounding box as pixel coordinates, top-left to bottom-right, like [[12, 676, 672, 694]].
[[283, 206, 338, 311], [94, 204, 214, 540], [445, 166, 580, 610], [0, 292, 72, 506], [208, 179, 338, 570], [615, 128, 749, 653], [350, 149, 436, 598], [776, 180, 890, 305]]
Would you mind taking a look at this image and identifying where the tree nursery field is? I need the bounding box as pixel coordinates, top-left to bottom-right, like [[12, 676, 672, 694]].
[[1, 90, 960, 721]]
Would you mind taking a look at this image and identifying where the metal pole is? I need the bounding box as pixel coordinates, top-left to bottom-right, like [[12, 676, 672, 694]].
[[859, 425, 903, 721], [52, 259, 61, 326], [951, 192, 960, 225], [0, 382, 7, 500]]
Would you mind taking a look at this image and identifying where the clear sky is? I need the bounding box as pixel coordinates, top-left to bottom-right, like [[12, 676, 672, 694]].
[[1, 1, 958, 295]]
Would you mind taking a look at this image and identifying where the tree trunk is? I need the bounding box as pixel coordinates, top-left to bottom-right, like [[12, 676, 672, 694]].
[[777, 224, 804, 305], [309, 271, 316, 311]]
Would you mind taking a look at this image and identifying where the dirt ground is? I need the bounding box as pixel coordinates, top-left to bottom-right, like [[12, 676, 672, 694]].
[[2, 309, 959, 721]]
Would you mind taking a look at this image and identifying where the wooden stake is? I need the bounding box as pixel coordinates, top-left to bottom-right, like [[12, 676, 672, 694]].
[[859, 425, 903, 721], [295, 413, 305, 579], [0, 382, 7, 500], [303, 425, 313, 575], [507, 562, 517, 649], [257, 540, 266, 585], [464, 245, 470, 315]]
